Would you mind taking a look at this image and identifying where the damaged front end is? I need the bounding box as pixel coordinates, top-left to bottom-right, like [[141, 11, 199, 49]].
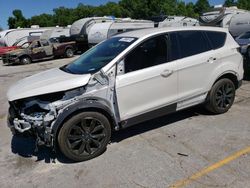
[[7, 68, 118, 150], [8, 87, 86, 147]]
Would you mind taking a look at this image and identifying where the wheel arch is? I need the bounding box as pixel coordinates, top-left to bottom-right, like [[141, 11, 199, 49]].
[[51, 100, 116, 138], [213, 72, 240, 89], [19, 54, 32, 61], [64, 46, 74, 53]]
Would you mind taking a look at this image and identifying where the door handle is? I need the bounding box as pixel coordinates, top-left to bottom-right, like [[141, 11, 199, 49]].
[[207, 57, 217, 63], [161, 70, 173, 78]]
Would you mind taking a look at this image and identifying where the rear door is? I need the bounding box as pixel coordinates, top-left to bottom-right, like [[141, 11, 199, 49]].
[[115, 34, 178, 121], [171, 30, 225, 109]]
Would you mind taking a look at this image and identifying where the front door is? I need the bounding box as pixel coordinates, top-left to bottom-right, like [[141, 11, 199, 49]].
[[30, 41, 46, 60], [115, 34, 178, 122]]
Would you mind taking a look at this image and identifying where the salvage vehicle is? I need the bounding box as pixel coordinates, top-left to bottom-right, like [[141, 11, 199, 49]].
[[7, 27, 244, 161], [2, 39, 75, 65]]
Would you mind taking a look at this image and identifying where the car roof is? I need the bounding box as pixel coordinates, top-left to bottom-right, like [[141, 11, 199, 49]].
[[116, 26, 228, 39]]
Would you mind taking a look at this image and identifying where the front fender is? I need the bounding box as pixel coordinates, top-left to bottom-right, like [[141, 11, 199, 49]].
[[51, 99, 115, 136]]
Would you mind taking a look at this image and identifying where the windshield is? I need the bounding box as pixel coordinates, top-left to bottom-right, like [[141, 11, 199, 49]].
[[239, 32, 250, 39], [62, 37, 137, 74]]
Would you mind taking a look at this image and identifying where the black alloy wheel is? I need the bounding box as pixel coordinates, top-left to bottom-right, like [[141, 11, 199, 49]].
[[205, 78, 235, 114], [215, 82, 234, 110], [58, 112, 111, 161]]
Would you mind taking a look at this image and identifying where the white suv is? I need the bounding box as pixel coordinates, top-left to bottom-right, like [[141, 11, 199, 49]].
[[7, 27, 244, 161]]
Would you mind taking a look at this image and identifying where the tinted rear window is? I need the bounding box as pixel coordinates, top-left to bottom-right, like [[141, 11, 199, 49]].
[[177, 31, 211, 58], [206, 31, 226, 49]]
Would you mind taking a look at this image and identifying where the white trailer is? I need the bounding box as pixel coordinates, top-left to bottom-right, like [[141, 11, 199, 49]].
[[200, 7, 250, 37], [158, 16, 199, 27], [0, 28, 52, 47], [70, 17, 116, 51], [70, 17, 115, 39], [88, 19, 155, 46], [41, 28, 70, 39]]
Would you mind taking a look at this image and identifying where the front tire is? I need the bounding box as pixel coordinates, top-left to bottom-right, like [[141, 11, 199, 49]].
[[205, 78, 235, 114], [58, 112, 111, 162], [20, 56, 31, 65]]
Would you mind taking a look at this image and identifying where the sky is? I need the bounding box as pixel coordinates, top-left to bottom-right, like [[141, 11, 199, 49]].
[[0, 0, 225, 29]]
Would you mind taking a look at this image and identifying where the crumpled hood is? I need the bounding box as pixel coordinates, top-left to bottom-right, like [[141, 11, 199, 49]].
[[7, 68, 91, 101], [6, 49, 26, 56]]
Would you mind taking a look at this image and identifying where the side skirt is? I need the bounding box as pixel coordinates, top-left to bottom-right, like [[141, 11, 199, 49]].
[[120, 103, 177, 129]]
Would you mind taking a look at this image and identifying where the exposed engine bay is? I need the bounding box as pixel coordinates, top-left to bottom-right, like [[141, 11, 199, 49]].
[[8, 69, 118, 149]]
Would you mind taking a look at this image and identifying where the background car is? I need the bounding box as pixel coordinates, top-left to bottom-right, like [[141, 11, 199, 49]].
[[235, 31, 250, 57], [2, 39, 76, 65]]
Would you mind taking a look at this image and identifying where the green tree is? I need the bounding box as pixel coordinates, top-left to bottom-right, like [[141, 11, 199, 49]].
[[224, 0, 237, 7], [195, 0, 210, 15], [175, 1, 187, 16], [94, 2, 124, 17], [53, 7, 76, 26], [0, 26, 3, 31], [8, 9, 28, 29], [119, 0, 150, 18], [238, 0, 250, 10], [186, 2, 199, 18], [162, 0, 177, 15], [30, 14, 54, 27], [73, 4, 95, 20]]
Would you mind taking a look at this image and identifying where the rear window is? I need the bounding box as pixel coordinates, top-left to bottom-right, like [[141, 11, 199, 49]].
[[205, 31, 226, 49], [176, 31, 211, 58]]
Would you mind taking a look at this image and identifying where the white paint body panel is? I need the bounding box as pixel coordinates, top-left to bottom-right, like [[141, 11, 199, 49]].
[[116, 61, 178, 120], [7, 27, 244, 124], [7, 68, 91, 101]]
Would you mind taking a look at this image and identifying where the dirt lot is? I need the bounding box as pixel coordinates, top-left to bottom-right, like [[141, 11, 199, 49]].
[[0, 58, 250, 188]]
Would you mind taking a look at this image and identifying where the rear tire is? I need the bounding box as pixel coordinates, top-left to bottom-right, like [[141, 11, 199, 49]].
[[205, 78, 235, 114], [58, 112, 111, 162], [20, 56, 31, 65], [65, 48, 74, 58]]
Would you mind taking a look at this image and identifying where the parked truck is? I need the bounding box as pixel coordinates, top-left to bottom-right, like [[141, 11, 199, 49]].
[[2, 38, 75, 65]]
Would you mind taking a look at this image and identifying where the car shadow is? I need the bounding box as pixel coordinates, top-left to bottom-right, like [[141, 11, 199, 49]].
[[111, 106, 209, 143], [10, 105, 212, 164]]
